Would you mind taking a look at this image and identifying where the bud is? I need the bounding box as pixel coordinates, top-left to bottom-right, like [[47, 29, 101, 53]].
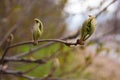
[[80, 15, 97, 42], [51, 58, 60, 69], [32, 18, 43, 45], [7, 34, 14, 42]]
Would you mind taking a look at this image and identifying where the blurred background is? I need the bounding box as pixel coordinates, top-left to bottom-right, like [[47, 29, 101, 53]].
[[0, 0, 120, 80]]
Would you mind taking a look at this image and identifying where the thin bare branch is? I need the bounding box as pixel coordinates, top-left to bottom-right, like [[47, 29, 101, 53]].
[[0, 69, 66, 80], [0, 38, 80, 64], [6, 39, 76, 48], [3, 58, 46, 64], [95, 0, 117, 18], [11, 30, 80, 58], [0, 24, 18, 47], [0, 69, 35, 80]]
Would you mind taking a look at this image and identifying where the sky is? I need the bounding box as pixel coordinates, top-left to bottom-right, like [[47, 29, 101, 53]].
[[63, 0, 118, 31]]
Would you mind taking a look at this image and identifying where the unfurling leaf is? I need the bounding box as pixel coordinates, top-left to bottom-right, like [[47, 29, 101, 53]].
[[32, 18, 43, 45], [80, 15, 97, 43]]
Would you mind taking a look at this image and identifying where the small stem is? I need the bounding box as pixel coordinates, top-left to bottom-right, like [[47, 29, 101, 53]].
[[95, 0, 117, 18], [3, 58, 46, 64], [0, 38, 12, 64], [0, 69, 35, 80], [0, 47, 10, 64], [8, 39, 69, 48]]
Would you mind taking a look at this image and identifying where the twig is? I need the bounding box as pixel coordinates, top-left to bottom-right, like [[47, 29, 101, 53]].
[[0, 69, 66, 80], [6, 39, 77, 48], [0, 34, 13, 64], [0, 69, 35, 80], [0, 47, 9, 64], [0, 24, 18, 47], [3, 58, 46, 64], [0, 38, 80, 64], [11, 30, 80, 58], [95, 0, 117, 18]]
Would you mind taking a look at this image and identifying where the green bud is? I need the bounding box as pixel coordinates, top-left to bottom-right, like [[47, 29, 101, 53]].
[[32, 18, 43, 45], [80, 15, 97, 41]]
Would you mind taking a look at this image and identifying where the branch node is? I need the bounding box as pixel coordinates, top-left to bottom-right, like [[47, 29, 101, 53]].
[[76, 39, 85, 45]]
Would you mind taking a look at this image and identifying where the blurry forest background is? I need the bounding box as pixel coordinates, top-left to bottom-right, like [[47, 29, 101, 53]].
[[0, 0, 120, 80]]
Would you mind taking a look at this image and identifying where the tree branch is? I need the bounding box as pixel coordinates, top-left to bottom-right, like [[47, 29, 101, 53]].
[[0, 24, 19, 47], [3, 58, 46, 64], [95, 0, 117, 18], [8, 30, 80, 58], [6, 39, 78, 48], [0, 69, 35, 80], [0, 38, 81, 64], [0, 69, 66, 80]]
